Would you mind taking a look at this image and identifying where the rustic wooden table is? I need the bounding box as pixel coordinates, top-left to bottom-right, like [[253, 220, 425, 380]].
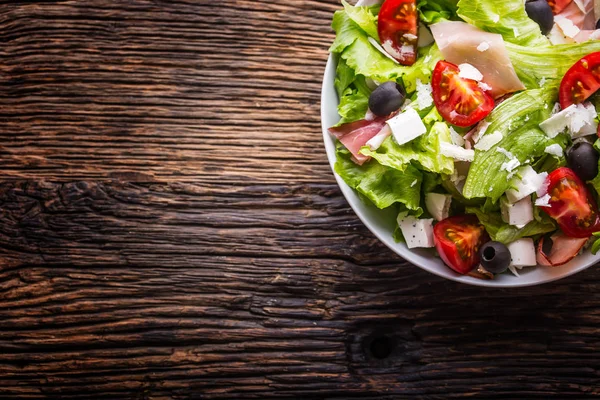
[[1, 1, 600, 398]]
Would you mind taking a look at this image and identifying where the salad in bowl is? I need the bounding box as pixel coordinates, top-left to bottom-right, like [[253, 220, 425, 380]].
[[323, 0, 600, 284]]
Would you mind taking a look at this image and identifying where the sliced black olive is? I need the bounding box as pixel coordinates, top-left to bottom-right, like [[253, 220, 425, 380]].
[[567, 141, 600, 181], [479, 241, 511, 274], [368, 81, 406, 117], [525, 0, 554, 36]]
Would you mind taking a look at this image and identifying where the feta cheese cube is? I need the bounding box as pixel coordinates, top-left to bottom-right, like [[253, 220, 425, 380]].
[[398, 215, 435, 249], [544, 143, 563, 157], [474, 130, 503, 151], [555, 15, 581, 38], [506, 166, 548, 203], [535, 194, 551, 207], [540, 102, 598, 139], [449, 126, 465, 146], [440, 142, 475, 162], [425, 193, 452, 221], [387, 108, 427, 145], [458, 63, 484, 82], [415, 80, 433, 110], [507, 238, 537, 268], [501, 196, 533, 228]]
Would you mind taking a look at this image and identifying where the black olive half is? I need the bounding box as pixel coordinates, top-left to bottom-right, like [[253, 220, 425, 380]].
[[525, 0, 554, 36], [567, 141, 600, 182], [479, 241, 511, 274], [368, 81, 406, 117]]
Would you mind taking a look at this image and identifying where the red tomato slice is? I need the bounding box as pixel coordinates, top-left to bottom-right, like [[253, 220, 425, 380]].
[[541, 167, 600, 238], [431, 61, 495, 127], [377, 0, 418, 66], [559, 52, 600, 108], [433, 215, 490, 275], [547, 0, 573, 14]]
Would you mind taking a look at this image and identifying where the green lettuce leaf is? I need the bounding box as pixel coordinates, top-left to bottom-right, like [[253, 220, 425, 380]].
[[466, 207, 556, 244], [590, 140, 600, 195], [418, 0, 459, 24], [463, 88, 558, 201], [342, 0, 379, 41], [456, 0, 549, 47], [360, 121, 454, 175], [507, 41, 600, 89], [334, 57, 356, 98], [334, 146, 422, 210]]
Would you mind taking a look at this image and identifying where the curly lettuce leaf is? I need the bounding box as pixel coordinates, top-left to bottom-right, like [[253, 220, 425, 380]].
[[334, 145, 423, 211], [418, 0, 459, 24], [463, 88, 559, 201], [507, 41, 600, 89], [360, 121, 454, 175], [466, 207, 556, 244], [456, 0, 549, 47], [342, 0, 379, 41]]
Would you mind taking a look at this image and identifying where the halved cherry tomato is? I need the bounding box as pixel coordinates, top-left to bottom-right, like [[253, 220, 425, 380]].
[[431, 61, 495, 127], [559, 52, 600, 108], [377, 0, 418, 66], [547, 0, 572, 14], [433, 215, 490, 275], [540, 167, 600, 238]]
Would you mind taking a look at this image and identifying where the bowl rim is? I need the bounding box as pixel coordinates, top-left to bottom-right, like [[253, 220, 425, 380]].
[[320, 52, 600, 287]]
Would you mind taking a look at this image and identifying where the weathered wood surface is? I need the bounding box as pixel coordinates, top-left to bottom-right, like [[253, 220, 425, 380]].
[[1, 1, 600, 399]]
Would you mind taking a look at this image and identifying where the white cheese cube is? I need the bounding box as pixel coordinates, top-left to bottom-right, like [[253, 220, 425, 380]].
[[449, 127, 465, 146], [555, 15, 581, 38], [474, 130, 503, 151], [440, 142, 475, 162], [507, 238, 537, 268], [570, 103, 598, 139], [387, 108, 427, 145], [506, 166, 548, 204], [544, 144, 563, 157], [415, 80, 433, 110], [539, 102, 598, 139], [425, 193, 452, 221], [398, 215, 435, 249], [540, 104, 576, 138], [501, 196, 533, 228]]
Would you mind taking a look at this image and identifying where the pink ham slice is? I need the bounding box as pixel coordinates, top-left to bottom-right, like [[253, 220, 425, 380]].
[[430, 21, 526, 99], [536, 233, 589, 267], [559, 0, 595, 31], [328, 117, 388, 165]]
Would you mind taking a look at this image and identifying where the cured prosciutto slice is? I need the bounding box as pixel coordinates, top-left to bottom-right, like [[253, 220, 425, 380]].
[[536, 233, 589, 266], [430, 21, 526, 99], [329, 117, 388, 165]]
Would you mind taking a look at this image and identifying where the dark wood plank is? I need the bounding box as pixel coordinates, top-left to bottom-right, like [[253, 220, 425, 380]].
[[2, 0, 600, 399], [0, 0, 337, 183]]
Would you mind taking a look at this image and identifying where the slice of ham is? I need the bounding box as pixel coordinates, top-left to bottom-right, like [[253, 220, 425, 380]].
[[558, 0, 595, 31], [329, 117, 388, 165], [536, 233, 589, 267], [430, 21, 525, 99]]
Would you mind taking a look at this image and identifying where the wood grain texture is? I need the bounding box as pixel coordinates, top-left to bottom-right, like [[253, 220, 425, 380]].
[[1, 1, 600, 399]]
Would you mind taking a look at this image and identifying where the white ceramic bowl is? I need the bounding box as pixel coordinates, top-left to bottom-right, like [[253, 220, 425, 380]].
[[321, 54, 600, 287]]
